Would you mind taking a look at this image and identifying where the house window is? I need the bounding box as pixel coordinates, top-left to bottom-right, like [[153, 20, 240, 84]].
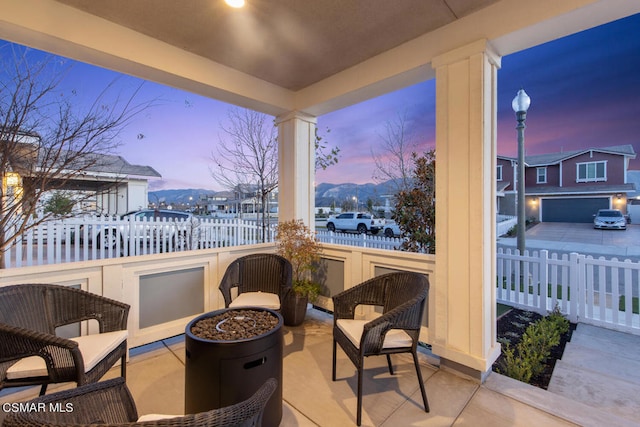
[[497, 165, 503, 181], [536, 167, 547, 184], [576, 161, 606, 182]]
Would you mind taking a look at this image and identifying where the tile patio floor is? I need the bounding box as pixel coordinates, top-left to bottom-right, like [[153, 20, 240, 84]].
[[1, 308, 635, 427]]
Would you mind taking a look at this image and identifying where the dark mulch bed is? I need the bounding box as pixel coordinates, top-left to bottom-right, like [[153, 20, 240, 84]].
[[493, 307, 576, 389]]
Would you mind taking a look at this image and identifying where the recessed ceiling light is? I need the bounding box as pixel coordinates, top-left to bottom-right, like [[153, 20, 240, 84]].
[[225, 0, 245, 8]]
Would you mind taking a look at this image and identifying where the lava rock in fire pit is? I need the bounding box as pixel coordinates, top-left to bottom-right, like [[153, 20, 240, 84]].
[[190, 308, 280, 341]]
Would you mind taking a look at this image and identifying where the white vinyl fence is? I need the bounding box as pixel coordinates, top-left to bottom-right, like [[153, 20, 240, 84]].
[[497, 248, 640, 335], [5, 216, 639, 335], [316, 230, 402, 250], [4, 215, 275, 268], [497, 215, 517, 237]]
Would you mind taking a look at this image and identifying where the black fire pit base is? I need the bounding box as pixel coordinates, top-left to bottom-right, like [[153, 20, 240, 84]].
[[185, 308, 283, 427]]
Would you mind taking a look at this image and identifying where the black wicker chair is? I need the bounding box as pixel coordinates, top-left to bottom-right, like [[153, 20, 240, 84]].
[[3, 376, 277, 427], [332, 272, 430, 426], [218, 253, 292, 311], [0, 284, 130, 396]]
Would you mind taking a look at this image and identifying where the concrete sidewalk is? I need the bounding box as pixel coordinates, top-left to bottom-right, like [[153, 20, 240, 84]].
[[498, 222, 640, 258], [548, 324, 640, 425]]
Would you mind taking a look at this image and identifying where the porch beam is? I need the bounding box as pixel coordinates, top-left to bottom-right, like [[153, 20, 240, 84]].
[[431, 39, 501, 381], [276, 112, 317, 229]]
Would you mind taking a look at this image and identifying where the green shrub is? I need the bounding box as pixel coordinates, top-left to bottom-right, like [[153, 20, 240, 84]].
[[499, 342, 533, 383], [497, 308, 569, 384], [547, 305, 570, 335]]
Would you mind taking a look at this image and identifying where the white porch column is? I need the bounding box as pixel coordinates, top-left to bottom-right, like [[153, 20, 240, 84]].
[[431, 39, 501, 381], [276, 112, 317, 228]]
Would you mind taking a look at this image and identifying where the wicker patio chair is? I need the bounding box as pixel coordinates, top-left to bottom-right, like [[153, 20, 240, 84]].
[[3, 377, 277, 427], [0, 283, 130, 396], [331, 271, 430, 426], [218, 253, 292, 311]]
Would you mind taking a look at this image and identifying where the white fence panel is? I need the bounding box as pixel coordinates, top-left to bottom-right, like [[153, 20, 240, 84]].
[[316, 230, 402, 251], [497, 248, 640, 334], [496, 215, 517, 237], [2, 215, 274, 268]]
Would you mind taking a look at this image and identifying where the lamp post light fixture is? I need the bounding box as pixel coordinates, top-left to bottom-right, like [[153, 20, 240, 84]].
[[512, 89, 531, 256]]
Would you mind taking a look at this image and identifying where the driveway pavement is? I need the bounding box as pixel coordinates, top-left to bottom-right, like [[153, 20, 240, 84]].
[[498, 222, 640, 259]]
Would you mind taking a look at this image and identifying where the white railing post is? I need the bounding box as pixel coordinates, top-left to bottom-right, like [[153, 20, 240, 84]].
[[623, 263, 633, 327], [539, 250, 549, 314], [568, 253, 580, 323]]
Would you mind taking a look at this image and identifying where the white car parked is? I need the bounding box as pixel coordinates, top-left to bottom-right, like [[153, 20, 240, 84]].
[[593, 209, 627, 230], [383, 221, 402, 238], [82, 209, 200, 250]]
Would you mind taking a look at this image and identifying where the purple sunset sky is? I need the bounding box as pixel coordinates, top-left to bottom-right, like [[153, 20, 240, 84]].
[[2, 13, 639, 192]]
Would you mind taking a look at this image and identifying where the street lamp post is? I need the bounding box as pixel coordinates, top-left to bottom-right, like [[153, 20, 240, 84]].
[[512, 89, 531, 256]]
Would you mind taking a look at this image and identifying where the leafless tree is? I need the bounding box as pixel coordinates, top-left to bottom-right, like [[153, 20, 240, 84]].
[[210, 108, 278, 241], [210, 108, 339, 241], [0, 44, 153, 266], [371, 110, 421, 194]]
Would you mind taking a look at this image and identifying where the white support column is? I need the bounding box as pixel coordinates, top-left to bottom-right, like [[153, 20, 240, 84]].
[[276, 112, 317, 228], [431, 39, 501, 381]]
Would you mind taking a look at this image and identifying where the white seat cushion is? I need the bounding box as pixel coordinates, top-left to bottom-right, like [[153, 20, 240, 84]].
[[6, 330, 128, 380], [137, 414, 181, 422], [336, 319, 412, 349], [229, 291, 280, 310]]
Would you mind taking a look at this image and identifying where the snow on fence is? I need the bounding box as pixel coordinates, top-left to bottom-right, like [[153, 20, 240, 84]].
[[497, 247, 640, 335], [3, 215, 276, 268]]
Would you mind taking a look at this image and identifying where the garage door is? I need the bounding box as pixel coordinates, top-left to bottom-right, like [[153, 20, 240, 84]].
[[541, 198, 609, 223]]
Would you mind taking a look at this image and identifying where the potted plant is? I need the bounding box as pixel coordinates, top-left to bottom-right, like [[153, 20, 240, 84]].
[[275, 219, 323, 326]]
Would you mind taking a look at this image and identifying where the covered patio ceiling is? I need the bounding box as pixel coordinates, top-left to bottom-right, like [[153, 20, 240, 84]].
[[1, 1, 638, 117], [54, 0, 502, 92]]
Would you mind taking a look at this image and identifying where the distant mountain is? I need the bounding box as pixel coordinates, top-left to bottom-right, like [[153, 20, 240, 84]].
[[150, 181, 399, 207], [315, 181, 397, 207], [149, 189, 218, 206]]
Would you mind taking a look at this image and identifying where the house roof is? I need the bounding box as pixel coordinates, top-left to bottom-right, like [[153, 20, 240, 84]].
[[496, 181, 511, 192], [524, 144, 636, 167], [4, 136, 161, 180], [31, 149, 162, 180], [525, 183, 635, 197], [83, 153, 162, 179]]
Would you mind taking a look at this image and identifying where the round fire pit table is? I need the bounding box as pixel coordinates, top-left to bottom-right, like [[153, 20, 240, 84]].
[[185, 307, 283, 427]]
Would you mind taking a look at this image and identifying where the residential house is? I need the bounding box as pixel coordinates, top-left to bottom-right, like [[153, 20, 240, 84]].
[[498, 145, 636, 223], [1, 1, 639, 385], [496, 155, 516, 216], [623, 170, 640, 223], [77, 153, 162, 216], [2, 130, 161, 216]]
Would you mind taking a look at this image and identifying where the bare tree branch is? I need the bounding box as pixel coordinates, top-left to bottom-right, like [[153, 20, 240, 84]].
[[210, 108, 278, 241], [0, 44, 156, 265], [210, 108, 340, 241], [370, 109, 420, 193]]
